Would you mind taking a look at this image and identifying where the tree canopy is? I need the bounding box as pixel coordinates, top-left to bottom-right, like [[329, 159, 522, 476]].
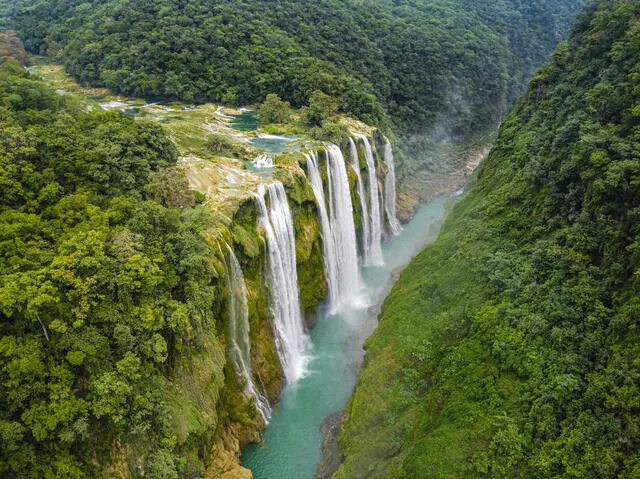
[[5, 0, 583, 138], [0, 62, 226, 478]]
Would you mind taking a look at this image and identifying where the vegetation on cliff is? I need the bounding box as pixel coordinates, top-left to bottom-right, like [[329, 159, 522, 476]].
[[335, 1, 640, 477]]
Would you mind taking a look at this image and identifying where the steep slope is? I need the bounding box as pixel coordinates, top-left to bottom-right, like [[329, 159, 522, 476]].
[[334, 1, 640, 477]]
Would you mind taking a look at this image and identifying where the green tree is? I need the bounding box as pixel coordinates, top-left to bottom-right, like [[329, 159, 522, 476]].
[[144, 168, 195, 208], [204, 133, 236, 156], [258, 93, 291, 124], [302, 90, 339, 127]]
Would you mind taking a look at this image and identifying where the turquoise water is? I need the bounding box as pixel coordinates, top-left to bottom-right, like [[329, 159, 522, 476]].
[[230, 110, 298, 154], [231, 110, 259, 131], [242, 195, 454, 479], [248, 136, 298, 154]]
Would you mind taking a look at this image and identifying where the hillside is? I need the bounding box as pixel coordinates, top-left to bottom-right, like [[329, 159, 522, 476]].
[[334, 1, 640, 477], [6, 0, 581, 130], [0, 59, 228, 478], [4, 0, 585, 208]]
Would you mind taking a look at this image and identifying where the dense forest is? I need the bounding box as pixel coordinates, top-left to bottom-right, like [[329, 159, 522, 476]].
[[5, 0, 635, 478], [335, 0, 640, 477], [0, 59, 236, 478], [5, 0, 583, 140]]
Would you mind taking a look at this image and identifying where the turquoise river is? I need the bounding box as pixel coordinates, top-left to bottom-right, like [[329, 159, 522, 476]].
[[242, 193, 459, 478]]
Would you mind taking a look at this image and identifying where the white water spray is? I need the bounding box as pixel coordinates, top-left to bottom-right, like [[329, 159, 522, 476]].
[[253, 182, 308, 383], [353, 133, 384, 265], [383, 141, 402, 235], [348, 138, 370, 259], [224, 244, 271, 421], [253, 154, 274, 168], [307, 147, 361, 311]]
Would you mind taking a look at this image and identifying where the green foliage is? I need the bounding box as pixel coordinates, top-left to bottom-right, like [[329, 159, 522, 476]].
[[204, 133, 236, 157], [0, 63, 224, 478], [308, 121, 349, 145], [6, 0, 583, 140], [301, 90, 339, 128], [336, 1, 640, 477], [258, 93, 291, 125], [0, 30, 27, 65], [3, 0, 587, 203], [193, 190, 206, 205], [145, 168, 196, 208]]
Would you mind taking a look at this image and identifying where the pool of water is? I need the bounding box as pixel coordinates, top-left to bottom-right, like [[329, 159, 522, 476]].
[[230, 110, 259, 131], [242, 194, 455, 479], [230, 110, 299, 154], [248, 136, 298, 154]]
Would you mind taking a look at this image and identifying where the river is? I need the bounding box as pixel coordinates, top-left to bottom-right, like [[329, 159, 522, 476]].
[[242, 193, 457, 478]]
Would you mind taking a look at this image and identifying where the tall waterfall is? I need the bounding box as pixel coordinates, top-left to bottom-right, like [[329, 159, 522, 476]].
[[348, 138, 370, 259], [306, 146, 361, 311], [253, 182, 308, 383], [353, 133, 384, 265], [383, 141, 402, 235], [224, 244, 271, 421], [306, 151, 338, 308]]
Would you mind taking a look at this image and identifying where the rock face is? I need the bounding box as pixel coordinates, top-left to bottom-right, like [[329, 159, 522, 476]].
[[396, 145, 491, 222], [206, 425, 255, 479], [163, 134, 395, 478], [317, 412, 343, 479]]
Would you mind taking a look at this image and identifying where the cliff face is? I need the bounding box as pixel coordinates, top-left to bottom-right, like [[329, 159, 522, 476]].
[[196, 168, 327, 479], [178, 135, 394, 478]]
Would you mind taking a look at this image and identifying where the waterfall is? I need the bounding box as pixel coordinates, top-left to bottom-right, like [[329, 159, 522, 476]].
[[306, 151, 338, 308], [383, 141, 402, 235], [348, 138, 370, 259], [306, 146, 361, 311], [253, 182, 308, 383], [253, 154, 274, 168], [224, 243, 271, 422], [325, 145, 361, 306], [353, 133, 384, 266]]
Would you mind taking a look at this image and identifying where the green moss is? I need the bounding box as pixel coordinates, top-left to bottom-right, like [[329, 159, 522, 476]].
[[232, 223, 261, 259], [298, 237, 327, 312], [165, 335, 226, 445], [286, 162, 316, 205], [218, 362, 263, 441]]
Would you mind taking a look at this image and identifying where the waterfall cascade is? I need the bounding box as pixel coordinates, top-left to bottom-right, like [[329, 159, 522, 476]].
[[383, 141, 402, 235], [348, 138, 370, 260], [253, 154, 274, 168], [223, 244, 271, 421], [306, 146, 361, 311], [253, 182, 308, 383], [306, 151, 337, 307], [353, 133, 384, 265]]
